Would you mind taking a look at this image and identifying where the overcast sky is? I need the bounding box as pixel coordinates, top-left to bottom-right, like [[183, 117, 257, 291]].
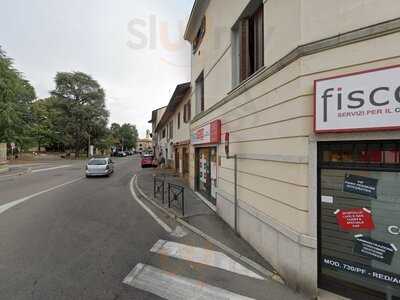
[[0, 0, 194, 137]]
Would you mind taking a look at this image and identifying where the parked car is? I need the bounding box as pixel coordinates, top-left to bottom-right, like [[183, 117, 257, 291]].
[[85, 157, 114, 177], [141, 154, 154, 168], [115, 151, 127, 157]]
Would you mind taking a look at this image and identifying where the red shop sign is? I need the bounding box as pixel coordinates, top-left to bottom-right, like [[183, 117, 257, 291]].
[[191, 120, 221, 145], [334, 208, 375, 231]]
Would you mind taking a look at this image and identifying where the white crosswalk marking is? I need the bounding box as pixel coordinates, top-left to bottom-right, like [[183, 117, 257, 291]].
[[123, 263, 255, 300], [150, 239, 264, 280]]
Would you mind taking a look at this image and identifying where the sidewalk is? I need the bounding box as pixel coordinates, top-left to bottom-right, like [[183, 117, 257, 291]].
[[135, 168, 279, 281]]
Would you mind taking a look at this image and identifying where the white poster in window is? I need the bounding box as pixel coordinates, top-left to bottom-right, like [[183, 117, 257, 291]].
[[210, 162, 217, 180], [200, 155, 207, 183], [321, 195, 334, 204]]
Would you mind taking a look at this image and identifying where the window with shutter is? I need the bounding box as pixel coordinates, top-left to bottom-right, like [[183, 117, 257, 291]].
[[195, 72, 204, 115], [233, 1, 264, 85]]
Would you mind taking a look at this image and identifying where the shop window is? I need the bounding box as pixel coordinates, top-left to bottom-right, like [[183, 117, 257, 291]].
[[320, 141, 400, 167], [318, 143, 400, 299], [195, 72, 204, 114], [232, 0, 264, 86]]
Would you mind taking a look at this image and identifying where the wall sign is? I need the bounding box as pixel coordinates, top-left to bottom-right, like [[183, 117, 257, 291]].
[[334, 208, 375, 231], [314, 65, 400, 132], [191, 120, 221, 145], [343, 174, 378, 199], [353, 235, 398, 265], [322, 255, 400, 286]]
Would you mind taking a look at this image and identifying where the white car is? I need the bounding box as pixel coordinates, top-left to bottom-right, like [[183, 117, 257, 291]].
[[85, 157, 114, 177]]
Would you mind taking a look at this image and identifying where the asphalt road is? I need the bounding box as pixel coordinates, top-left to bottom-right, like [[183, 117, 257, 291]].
[[0, 156, 301, 300], [0, 157, 168, 300]]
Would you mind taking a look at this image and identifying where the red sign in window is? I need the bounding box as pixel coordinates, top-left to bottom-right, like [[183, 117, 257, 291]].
[[334, 208, 375, 231]]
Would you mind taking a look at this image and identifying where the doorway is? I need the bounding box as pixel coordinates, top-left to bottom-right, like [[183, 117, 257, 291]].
[[318, 141, 400, 300], [196, 147, 217, 205]]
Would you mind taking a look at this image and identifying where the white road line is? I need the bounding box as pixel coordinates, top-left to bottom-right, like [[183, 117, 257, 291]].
[[150, 240, 264, 280], [31, 165, 72, 173], [0, 177, 83, 215], [129, 175, 172, 233], [123, 263, 255, 300]]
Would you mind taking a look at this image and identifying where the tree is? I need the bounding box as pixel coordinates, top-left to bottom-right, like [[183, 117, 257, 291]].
[[119, 123, 138, 150], [51, 72, 109, 158], [0, 46, 36, 149], [109, 122, 138, 151], [30, 97, 65, 151]]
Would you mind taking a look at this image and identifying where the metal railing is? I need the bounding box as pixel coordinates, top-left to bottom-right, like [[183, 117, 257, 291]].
[[153, 176, 165, 204], [168, 183, 185, 216]]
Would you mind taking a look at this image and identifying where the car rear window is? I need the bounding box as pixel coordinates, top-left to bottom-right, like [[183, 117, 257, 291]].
[[88, 159, 107, 165]]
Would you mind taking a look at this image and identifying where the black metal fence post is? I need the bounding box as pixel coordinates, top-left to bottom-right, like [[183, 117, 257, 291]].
[[162, 180, 164, 204], [168, 183, 171, 208], [153, 176, 156, 199], [167, 182, 184, 216]]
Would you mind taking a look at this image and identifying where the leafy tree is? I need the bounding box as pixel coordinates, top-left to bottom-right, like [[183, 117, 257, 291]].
[[119, 123, 138, 150], [50, 72, 109, 158], [30, 97, 64, 151], [0, 47, 36, 150], [109, 122, 138, 150]]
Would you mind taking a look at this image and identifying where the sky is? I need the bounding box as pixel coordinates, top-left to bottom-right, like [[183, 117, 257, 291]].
[[0, 0, 194, 137]]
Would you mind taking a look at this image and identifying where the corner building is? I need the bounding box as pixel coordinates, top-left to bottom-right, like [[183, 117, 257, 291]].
[[184, 0, 400, 298]]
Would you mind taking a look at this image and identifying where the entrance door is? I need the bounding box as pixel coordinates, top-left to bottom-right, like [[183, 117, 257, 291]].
[[196, 147, 217, 205], [318, 141, 400, 300]]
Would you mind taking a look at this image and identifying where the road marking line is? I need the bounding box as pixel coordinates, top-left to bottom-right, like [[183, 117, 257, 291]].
[[31, 165, 72, 173], [0, 177, 83, 215], [129, 175, 172, 233], [150, 239, 264, 280], [123, 263, 255, 300]]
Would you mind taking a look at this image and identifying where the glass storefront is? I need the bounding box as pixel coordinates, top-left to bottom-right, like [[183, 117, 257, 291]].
[[196, 147, 217, 205], [318, 141, 400, 300]]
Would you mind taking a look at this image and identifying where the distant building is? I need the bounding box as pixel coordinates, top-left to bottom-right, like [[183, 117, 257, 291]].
[[136, 138, 152, 153], [149, 106, 167, 158], [152, 83, 191, 178]]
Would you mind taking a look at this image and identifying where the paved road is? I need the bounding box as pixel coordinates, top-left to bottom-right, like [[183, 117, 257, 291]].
[[0, 156, 301, 300]]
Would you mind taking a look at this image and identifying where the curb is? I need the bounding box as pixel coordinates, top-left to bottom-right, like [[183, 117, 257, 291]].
[[133, 174, 285, 285]]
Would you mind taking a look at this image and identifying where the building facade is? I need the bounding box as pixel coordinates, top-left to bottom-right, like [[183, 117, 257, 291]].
[[136, 138, 152, 154], [184, 0, 400, 298], [149, 106, 166, 158], [154, 83, 191, 175]]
